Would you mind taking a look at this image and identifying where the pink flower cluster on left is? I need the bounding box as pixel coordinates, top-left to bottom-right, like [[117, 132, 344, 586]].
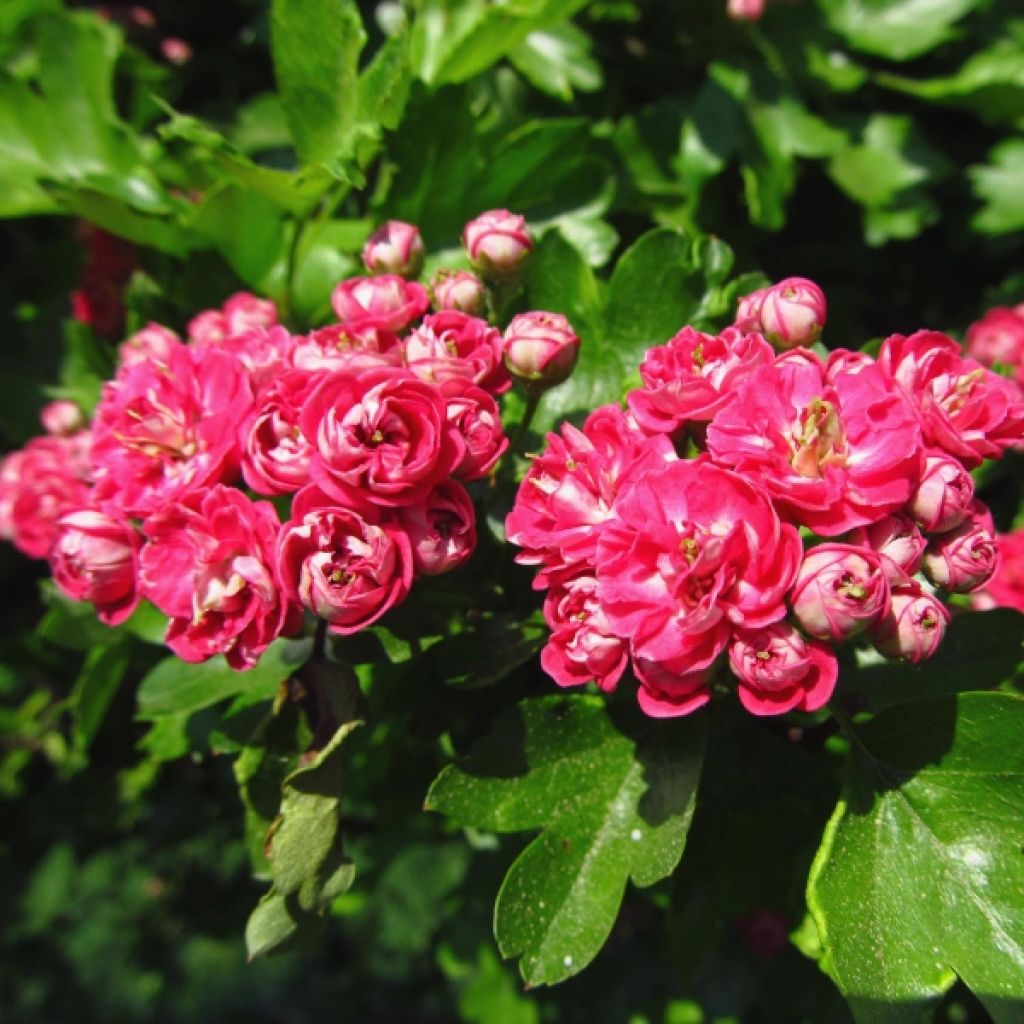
[[0, 215, 555, 670], [507, 277, 1024, 719]]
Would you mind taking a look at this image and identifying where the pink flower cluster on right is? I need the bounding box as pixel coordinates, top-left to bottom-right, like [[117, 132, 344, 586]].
[[507, 278, 1024, 718]]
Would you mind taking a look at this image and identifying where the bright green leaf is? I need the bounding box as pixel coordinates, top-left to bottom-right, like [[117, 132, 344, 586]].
[[818, 0, 982, 61], [509, 24, 602, 101], [970, 138, 1024, 235], [137, 637, 313, 719], [269, 0, 367, 168], [426, 695, 707, 986], [70, 640, 131, 754], [808, 693, 1024, 1023]]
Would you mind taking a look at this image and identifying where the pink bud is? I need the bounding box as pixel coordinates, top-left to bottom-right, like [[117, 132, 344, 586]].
[[922, 501, 999, 593], [462, 209, 532, 280], [119, 322, 181, 369], [907, 452, 974, 533], [431, 269, 487, 316], [790, 543, 890, 642], [729, 622, 838, 715], [40, 400, 85, 437], [847, 513, 926, 584], [160, 37, 192, 65], [965, 307, 1024, 369], [362, 220, 425, 279], [757, 277, 827, 350], [397, 480, 476, 576], [733, 286, 767, 331], [502, 311, 580, 392], [870, 583, 950, 663], [330, 275, 429, 332], [49, 509, 141, 625], [727, 0, 766, 21]]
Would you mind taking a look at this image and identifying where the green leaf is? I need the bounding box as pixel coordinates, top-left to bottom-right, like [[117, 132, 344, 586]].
[[270, 719, 360, 897], [817, 0, 982, 61], [807, 693, 1024, 1023], [430, 614, 546, 690], [970, 139, 1024, 236], [426, 695, 707, 986], [827, 115, 949, 244], [605, 228, 705, 349], [190, 185, 287, 291], [877, 38, 1024, 125], [847, 609, 1024, 711], [508, 24, 602, 101], [245, 891, 301, 960], [269, 0, 367, 168], [70, 640, 131, 754], [136, 637, 313, 719]]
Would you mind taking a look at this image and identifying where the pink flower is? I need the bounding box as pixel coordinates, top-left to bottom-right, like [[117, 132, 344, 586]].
[[431, 269, 486, 317], [846, 513, 926, 584], [223, 292, 278, 335], [40, 400, 84, 437], [965, 307, 1024, 371], [277, 485, 413, 633], [0, 435, 92, 559], [90, 346, 252, 517], [502, 311, 580, 391], [404, 311, 509, 394], [871, 583, 950, 663], [728, 622, 838, 715], [789, 544, 890, 642], [878, 330, 1024, 467], [291, 324, 401, 374], [240, 369, 321, 495], [441, 378, 508, 480], [188, 309, 228, 346], [734, 287, 768, 331], [301, 367, 463, 508], [596, 460, 802, 672], [972, 528, 1024, 614], [140, 486, 299, 669], [506, 404, 675, 585], [628, 326, 773, 436], [50, 509, 140, 625], [397, 479, 476, 576], [194, 325, 296, 393], [362, 220, 425, 278], [632, 657, 713, 718], [540, 574, 629, 692], [330, 275, 429, 333], [118, 323, 181, 370], [754, 277, 827, 349], [706, 361, 922, 535], [462, 209, 532, 279], [825, 348, 874, 382], [906, 451, 974, 533], [922, 501, 998, 593]]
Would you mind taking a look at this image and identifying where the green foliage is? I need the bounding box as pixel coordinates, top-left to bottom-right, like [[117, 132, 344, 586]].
[[808, 693, 1024, 1023], [428, 695, 706, 985]]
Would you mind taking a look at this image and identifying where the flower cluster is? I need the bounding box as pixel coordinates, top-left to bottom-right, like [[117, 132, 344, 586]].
[[0, 211, 575, 670], [508, 277, 1024, 718]]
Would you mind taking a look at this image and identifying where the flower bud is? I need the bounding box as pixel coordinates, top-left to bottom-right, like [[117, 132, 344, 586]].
[[40, 400, 85, 437], [118, 322, 181, 370], [502, 311, 580, 392], [870, 583, 950, 663], [847, 513, 926, 584], [397, 480, 476, 576], [734, 286, 767, 331], [462, 209, 532, 281], [922, 501, 999, 593], [431, 269, 487, 317], [727, 0, 765, 22], [49, 509, 140, 625], [729, 622, 838, 715], [330, 274, 429, 333], [362, 220, 425, 279], [757, 277, 827, 349], [907, 452, 974, 534], [965, 307, 1024, 369], [790, 543, 890, 642]]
